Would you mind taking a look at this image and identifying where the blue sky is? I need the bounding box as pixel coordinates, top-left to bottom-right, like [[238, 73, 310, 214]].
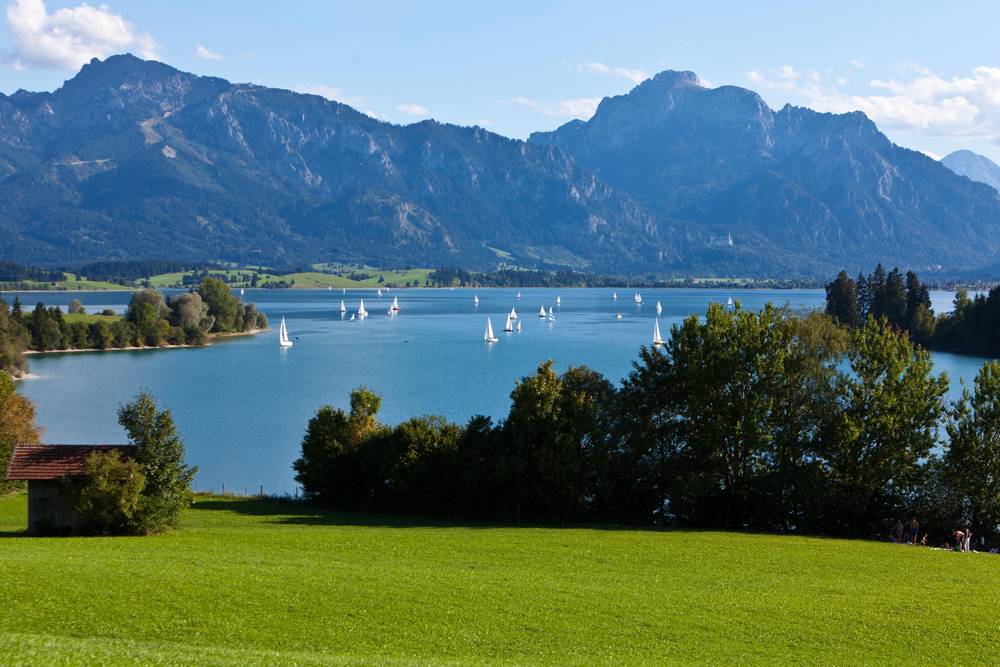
[[2, 0, 1000, 162]]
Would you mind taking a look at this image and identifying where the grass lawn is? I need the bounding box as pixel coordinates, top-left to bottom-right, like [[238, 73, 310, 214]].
[[61, 312, 122, 325], [1, 492, 997, 665]]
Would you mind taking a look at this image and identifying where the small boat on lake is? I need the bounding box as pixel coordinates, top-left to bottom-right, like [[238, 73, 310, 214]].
[[279, 317, 293, 348], [392, 296, 401, 311], [350, 313, 355, 321], [538, 306, 546, 318], [378, 289, 382, 297], [556, 296, 561, 305], [635, 293, 643, 304], [358, 299, 368, 317], [613, 292, 617, 300], [656, 301, 662, 314], [727, 297, 733, 308], [517, 292, 522, 299], [484, 317, 498, 343], [510, 307, 517, 320], [653, 318, 666, 346], [475, 295, 479, 305], [502, 315, 514, 332], [340, 300, 346, 313], [240, 288, 245, 296], [517, 320, 521, 331]]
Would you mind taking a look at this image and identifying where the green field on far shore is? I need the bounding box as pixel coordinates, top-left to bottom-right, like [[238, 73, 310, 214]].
[[0, 491, 997, 665]]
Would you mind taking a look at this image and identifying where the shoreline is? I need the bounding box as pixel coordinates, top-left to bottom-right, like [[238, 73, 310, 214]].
[[22, 329, 267, 356]]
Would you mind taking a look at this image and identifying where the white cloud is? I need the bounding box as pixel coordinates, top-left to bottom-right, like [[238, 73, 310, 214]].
[[850, 59, 867, 69], [571, 61, 648, 84], [506, 95, 602, 119], [293, 83, 367, 108], [397, 103, 429, 115], [745, 65, 1000, 142], [921, 150, 942, 160], [192, 45, 222, 61], [3, 0, 161, 70], [775, 65, 800, 80]]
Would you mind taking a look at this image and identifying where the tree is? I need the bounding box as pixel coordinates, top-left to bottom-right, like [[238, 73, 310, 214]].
[[118, 390, 198, 532], [0, 372, 43, 491], [70, 450, 146, 535], [905, 271, 932, 330], [945, 361, 1000, 542], [821, 318, 948, 536], [167, 291, 210, 328], [68, 299, 85, 315], [825, 271, 860, 328], [199, 276, 239, 331], [293, 387, 384, 505]]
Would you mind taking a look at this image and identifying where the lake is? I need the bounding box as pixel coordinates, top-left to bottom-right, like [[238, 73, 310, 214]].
[[12, 287, 995, 495]]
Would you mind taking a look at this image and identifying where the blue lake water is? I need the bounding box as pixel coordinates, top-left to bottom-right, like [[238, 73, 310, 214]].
[[12, 288, 996, 495]]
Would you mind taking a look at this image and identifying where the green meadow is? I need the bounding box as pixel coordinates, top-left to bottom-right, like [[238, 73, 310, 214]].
[[1, 492, 997, 666], [145, 265, 436, 290]]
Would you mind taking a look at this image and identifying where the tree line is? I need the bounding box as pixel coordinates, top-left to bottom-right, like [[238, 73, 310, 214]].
[[826, 264, 1000, 353], [294, 303, 1000, 543], [0, 277, 268, 364]]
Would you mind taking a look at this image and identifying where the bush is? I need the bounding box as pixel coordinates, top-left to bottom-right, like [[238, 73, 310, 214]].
[[70, 451, 146, 536], [101, 308, 117, 317], [68, 299, 85, 315]]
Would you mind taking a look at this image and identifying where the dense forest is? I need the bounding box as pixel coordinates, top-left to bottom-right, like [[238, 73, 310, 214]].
[[825, 264, 1000, 353], [293, 303, 1000, 543], [430, 266, 820, 289], [77, 260, 221, 284], [0, 277, 267, 372]]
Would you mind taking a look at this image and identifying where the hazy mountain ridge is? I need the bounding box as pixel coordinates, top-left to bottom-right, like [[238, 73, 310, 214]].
[[529, 71, 1000, 276], [941, 149, 1000, 192], [0, 55, 680, 271]]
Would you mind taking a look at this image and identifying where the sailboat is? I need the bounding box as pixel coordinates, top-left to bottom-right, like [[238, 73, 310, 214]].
[[547, 307, 556, 322], [240, 288, 245, 296], [538, 306, 546, 318], [502, 314, 514, 332], [635, 293, 643, 304], [484, 317, 498, 343], [510, 307, 517, 320], [278, 317, 293, 347], [517, 292, 522, 299], [556, 296, 561, 305], [358, 299, 368, 317], [474, 295, 479, 305], [613, 292, 617, 300], [350, 313, 356, 322], [340, 300, 347, 313], [727, 297, 733, 308], [388, 307, 393, 316], [378, 289, 382, 297], [655, 301, 662, 314], [653, 318, 666, 346], [517, 321, 521, 331], [343, 288, 346, 294], [392, 296, 401, 311]]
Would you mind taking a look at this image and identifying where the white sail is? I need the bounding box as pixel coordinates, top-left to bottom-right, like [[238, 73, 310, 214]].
[[653, 318, 665, 346], [517, 321, 521, 331], [343, 288, 345, 294], [358, 299, 367, 317], [556, 296, 561, 305], [517, 292, 522, 299], [377, 289, 382, 296], [539, 306, 546, 317], [613, 292, 617, 300], [350, 313, 355, 321], [656, 301, 662, 314], [340, 300, 346, 313], [388, 308, 393, 316], [279, 317, 293, 347], [727, 297, 733, 307], [485, 317, 498, 342], [503, 315, 513, 332], [510, 307, 517, 320], [475, 295, 479, 305], [635, 293, 643, 304], [240, 288, 245, 296], [547, 311, 555, 322], [392, 296, 400, 310]]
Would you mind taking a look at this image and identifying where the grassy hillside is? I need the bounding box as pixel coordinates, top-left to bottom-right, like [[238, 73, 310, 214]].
[[146, 266, 436, 290], [0, 492, 997, 665]]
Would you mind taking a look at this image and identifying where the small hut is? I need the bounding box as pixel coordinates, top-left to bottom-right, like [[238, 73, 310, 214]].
[[5, 444, 135, 534]]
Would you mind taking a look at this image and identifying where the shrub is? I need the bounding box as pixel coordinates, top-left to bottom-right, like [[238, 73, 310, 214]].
[[70, 451, 146, 536], [101, 308, 117, 317]]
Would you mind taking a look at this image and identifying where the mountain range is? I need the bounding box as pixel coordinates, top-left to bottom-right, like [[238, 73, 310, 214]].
[[941, 150, 1000, 193], [1, 55, 999, 278]]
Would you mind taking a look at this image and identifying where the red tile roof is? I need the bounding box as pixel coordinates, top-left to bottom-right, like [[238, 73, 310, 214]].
[[5, 444, 136, 481]]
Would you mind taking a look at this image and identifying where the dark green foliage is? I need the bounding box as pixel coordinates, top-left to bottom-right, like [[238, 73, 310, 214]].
[[199, 277, 241, 332], [79, 260, 219, 283], [0, 295, 29, 375], [293, 304, 972, 541], [67, 299, 85, 315], [117, 390, 198, 532], [69, 451, 146, 536], [944, 361, 1000, 542], [825, 271, 860, 328]]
